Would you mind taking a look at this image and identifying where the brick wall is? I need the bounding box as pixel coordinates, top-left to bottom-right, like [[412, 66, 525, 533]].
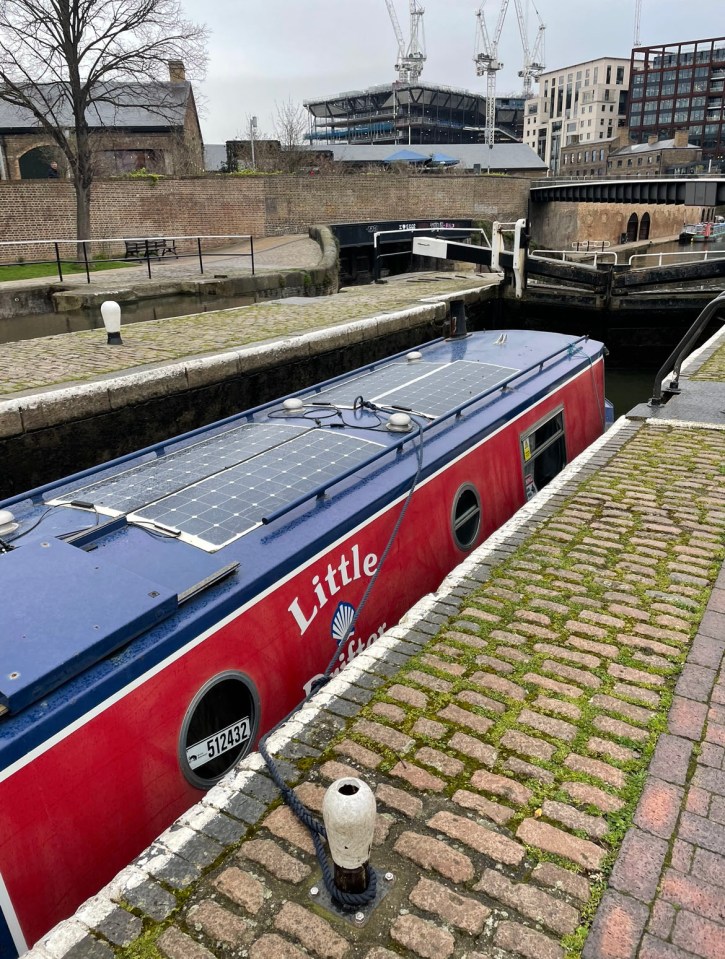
[[0, 174, 531, 259], [530, 200, 693, 247]]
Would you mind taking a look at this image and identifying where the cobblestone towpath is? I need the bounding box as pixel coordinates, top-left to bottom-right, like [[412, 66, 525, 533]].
[[28, 324, 725, 959]]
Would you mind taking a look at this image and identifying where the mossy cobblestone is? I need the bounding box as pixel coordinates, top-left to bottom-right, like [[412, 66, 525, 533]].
[[21, 351, 725, 959]]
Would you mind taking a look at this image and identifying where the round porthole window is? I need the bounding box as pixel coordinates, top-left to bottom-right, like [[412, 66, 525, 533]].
[[451, 483, 482, 550], [179, 671, 259, 789]]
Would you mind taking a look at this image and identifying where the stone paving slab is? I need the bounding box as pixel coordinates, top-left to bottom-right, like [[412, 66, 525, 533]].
[[0, 273, 497, 398], [23, 406, 725, 959]]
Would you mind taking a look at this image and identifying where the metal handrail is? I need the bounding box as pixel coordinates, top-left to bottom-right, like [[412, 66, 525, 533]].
[[532, 249, 619, 266], [262, 335, 593, 525], [0, 234, 254, 284], [630, 249, 725, 268], [650, 290, 725, 405]]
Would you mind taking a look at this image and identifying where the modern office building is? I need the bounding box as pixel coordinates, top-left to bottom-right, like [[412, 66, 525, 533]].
[[523, 57, 630, 173], [628, 36, 725, 165], [304, 83, 525, 146]]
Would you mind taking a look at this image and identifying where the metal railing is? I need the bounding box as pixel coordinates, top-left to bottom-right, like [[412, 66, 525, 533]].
[[629, 248, 725, 269], [531, 249, 619, 266], [0, 234, 254, 284], [650, 290, 725, 405], [372, 227, 488, 282]]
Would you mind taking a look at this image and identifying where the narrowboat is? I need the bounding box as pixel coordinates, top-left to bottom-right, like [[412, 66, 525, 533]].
[[0, 324, 608, 956], [679, 216, 725, 242]]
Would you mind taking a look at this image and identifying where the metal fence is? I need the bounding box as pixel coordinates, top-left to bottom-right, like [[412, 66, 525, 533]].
[[0, 234, 254, 284]]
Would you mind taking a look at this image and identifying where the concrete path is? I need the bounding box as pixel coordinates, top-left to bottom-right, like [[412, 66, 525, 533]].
[[23, 323, 725, 959], [0, 235, 323, 296]]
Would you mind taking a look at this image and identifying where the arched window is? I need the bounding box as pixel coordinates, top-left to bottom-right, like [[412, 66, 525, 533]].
[[639, 213, 651, 240], [18, 146, 59, 179], [626, 213, 639, 242]]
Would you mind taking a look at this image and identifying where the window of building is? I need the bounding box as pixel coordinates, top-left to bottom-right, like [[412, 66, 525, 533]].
[[610, 105, 615, 112], [627, 158, 633, 166], [606, 65, 612, 83], [617, 159, 623, 167], [593, 67, 599, 83], [616, 66, 625, 84], [661, 83, 676, 96], [637, 157, 643, 165], [674, 110, 689, 122]]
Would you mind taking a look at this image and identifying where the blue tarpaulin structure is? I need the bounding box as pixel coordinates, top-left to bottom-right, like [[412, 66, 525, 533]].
[[429, 152, 460, 166], [383, 149, 429, 164]]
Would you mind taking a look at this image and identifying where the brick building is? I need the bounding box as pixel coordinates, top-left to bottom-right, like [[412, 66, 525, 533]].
[[0, 61, 203, 181], [560, 127, 702, 177]]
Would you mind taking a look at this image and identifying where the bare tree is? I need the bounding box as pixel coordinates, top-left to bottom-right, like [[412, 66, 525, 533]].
[[273, 98, 311, 173], [0, 1, 208, 241]]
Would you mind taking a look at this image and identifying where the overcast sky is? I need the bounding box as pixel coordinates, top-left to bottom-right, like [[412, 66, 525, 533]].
[[182, 0, 724, 144]]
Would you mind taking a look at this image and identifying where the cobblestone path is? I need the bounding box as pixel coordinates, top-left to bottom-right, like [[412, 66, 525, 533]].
[[0, 275, 487, 397], [37, 417, 725, 959]]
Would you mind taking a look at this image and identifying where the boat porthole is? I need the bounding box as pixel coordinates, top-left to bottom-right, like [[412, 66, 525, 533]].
[[179, 671, 260, 789], [451, 483, 481, 551]]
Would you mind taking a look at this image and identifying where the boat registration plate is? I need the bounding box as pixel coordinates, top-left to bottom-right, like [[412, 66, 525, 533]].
[[186, 718, 252, 769]]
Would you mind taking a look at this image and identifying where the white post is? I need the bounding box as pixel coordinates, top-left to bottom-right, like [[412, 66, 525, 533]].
[[512, 218, 527, 299]]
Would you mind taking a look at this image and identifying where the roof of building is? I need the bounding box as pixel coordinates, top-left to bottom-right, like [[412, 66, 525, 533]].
[[301, 141, 546, 171], [610, 137, 700, 156], [0, 81, 192, 132]]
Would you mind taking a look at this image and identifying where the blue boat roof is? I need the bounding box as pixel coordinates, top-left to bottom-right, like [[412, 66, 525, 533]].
[[0, 330, 605, 718]]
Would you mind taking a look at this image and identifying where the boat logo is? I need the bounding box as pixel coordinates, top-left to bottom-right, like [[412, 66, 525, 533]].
[[331, 601, 355, 645]]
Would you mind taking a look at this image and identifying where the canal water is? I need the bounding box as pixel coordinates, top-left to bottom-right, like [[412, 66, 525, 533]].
[[0, 292, 255, 345]]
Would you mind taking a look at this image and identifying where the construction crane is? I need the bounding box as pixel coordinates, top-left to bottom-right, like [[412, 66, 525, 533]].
[[384, 1, 427, 85], [634, 0, 643, 46], [474, 1, 510, 151], [512, 0, 546, 98]]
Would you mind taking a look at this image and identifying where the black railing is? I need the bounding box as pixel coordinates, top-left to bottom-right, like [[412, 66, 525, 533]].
[[650, 290, 725, 405], [0, 234, 255, 284]]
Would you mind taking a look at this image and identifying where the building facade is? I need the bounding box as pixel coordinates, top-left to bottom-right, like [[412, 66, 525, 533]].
[[524, 57, 630, 173], [628, 36, 725, 165], [304, 84, 525, 146], [560, 128, 703, 178], [0, 62, 204, 181]]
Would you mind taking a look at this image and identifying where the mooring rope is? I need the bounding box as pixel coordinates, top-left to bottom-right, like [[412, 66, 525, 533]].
[[259, 417, 425, 908]]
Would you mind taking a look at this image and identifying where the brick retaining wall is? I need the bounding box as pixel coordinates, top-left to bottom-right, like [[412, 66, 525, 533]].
[[0, 174, 531, 254]]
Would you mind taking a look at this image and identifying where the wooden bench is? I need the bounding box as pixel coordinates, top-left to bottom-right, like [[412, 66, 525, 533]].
[[124, 238, 177, 259]]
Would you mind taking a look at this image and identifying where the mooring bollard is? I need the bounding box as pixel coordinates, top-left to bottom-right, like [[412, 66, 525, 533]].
[[448, 298, 468, 339], [322, 777, 376, 894], [100, 300, 123, 345]]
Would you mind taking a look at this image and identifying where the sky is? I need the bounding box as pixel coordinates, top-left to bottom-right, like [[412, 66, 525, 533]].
[[181, 0, 725, 144]]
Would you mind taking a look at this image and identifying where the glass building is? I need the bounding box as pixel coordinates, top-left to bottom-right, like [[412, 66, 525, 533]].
[[628, 37, 725, 166]]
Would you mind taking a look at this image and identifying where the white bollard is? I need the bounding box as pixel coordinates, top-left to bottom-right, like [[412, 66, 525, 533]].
[[322, 777, 376, 893], [100, 300, 123, 345]]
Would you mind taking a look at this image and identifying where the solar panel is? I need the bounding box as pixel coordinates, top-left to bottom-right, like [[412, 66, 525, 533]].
[[305, 360, 518, 419], [306, 362, 446, 408], [128, 430, 384, 551], [49, 423, 307, 515], [375, 361, 519, 417]]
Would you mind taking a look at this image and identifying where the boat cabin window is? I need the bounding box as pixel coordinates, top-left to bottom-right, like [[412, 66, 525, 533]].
[[451, 483, 482, 550], [179, 671, 259, 789], [521, 408, 567, 501]]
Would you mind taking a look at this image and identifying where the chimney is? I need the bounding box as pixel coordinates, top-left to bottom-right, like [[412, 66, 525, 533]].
[[647, 134, 658, 146], [168, 60, 186, 83], [617, 125, 630, 146], [674, 128, 688, 148]]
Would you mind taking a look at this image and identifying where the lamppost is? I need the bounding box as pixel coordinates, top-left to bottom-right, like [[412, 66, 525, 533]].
[[250, 116, 257, 170]]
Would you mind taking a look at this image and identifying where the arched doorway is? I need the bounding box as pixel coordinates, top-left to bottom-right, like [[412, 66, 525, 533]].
[[639, 213, 651, 240], [626, 213, 639, 242], [18, 146, 60, 179]]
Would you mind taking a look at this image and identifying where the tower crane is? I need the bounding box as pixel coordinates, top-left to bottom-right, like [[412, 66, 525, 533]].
[[512, 0, 545, 98], [474, 1, 510, 150], [384, 1, 427, 85]]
